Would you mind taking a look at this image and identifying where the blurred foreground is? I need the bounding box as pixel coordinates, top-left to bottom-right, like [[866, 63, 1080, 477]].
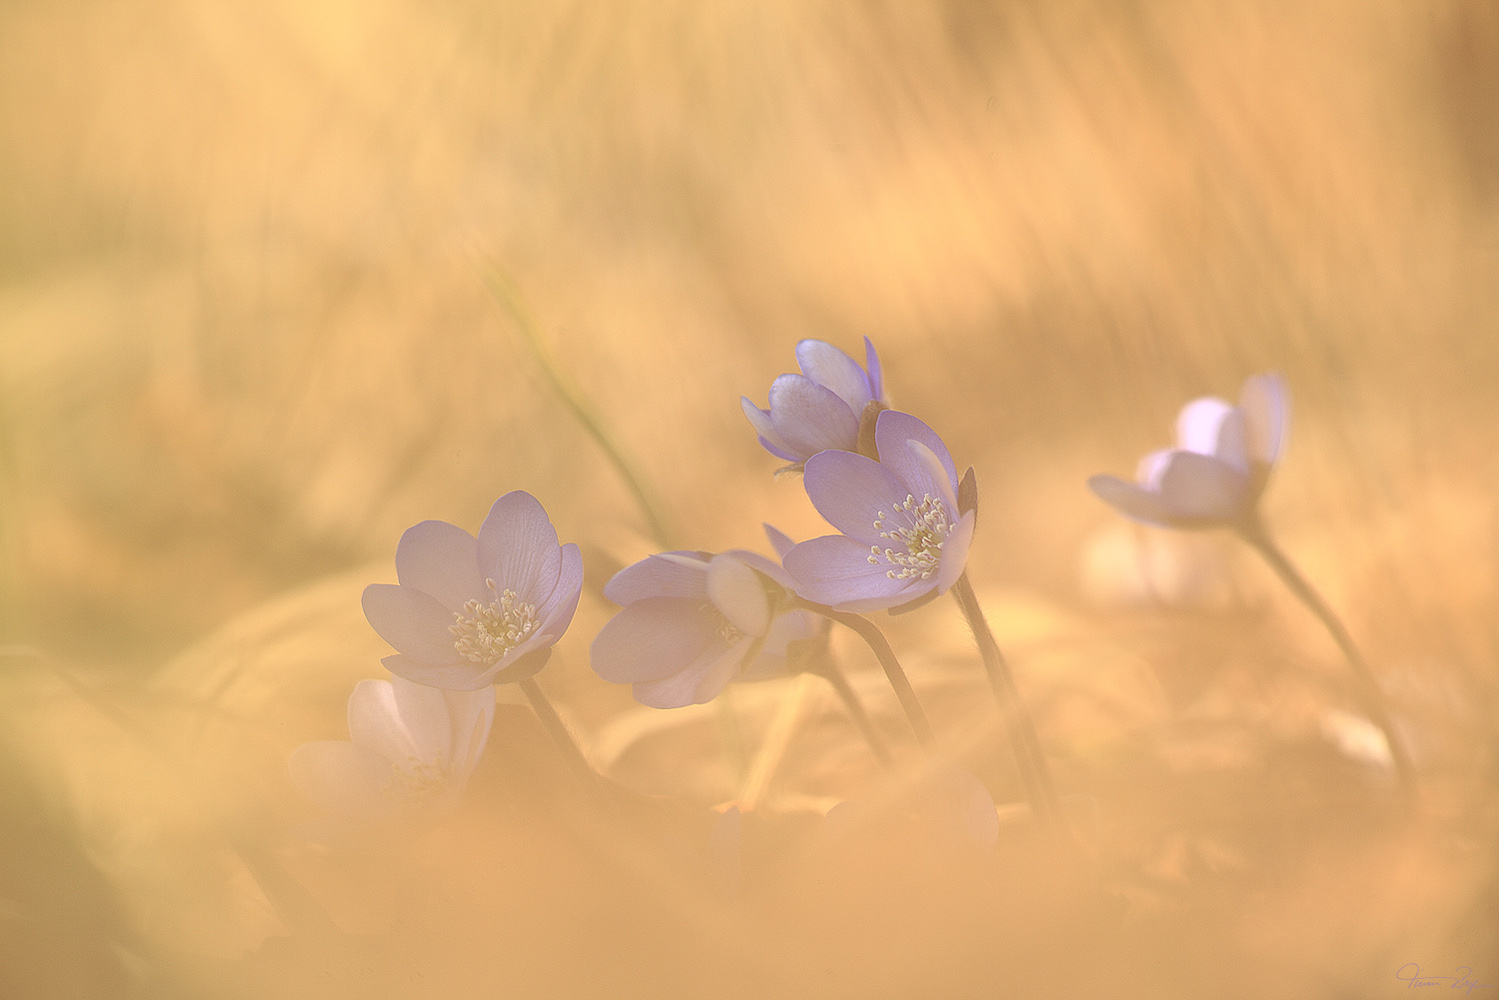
[[2, 2, 1497, 997]]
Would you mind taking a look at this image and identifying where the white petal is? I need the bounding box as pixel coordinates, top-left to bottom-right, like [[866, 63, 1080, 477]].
[[1240, 373, 1289, 465], [347, 679, 422, 765], [442, 687, 496, 785], [707, 554, 771, 636], [1174, 398, 1235, 458], [389, 675, 456, 767]]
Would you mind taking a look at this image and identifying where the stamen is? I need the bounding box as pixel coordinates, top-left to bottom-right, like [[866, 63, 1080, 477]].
[[386, 757, 449, 801], [701, 602, 745, 644], [869, 493, 954, 581], [449, 581, 540, 666]]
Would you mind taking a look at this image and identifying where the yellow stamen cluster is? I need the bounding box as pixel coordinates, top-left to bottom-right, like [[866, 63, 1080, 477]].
[[449, 581, 540, 666], [867, 493, 954, 581], [386, 757, 449, 801]]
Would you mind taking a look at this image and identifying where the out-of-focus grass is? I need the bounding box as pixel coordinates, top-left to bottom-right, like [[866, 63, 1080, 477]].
[[1, 1, 1497, 996]]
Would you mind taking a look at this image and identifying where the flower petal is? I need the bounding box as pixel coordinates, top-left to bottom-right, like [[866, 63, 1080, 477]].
[[347, 678, 447, 768], [934, 509, 976, 595], [864, 337, 884, 403], [1174, 398, 1234, 457], [380, 653, 489, 692], [1213, 408, 1250, 475], [759, 607, 821, 658], [763, 524, 796, 560], [631, 635, 751, 709], [1135, 449, 1175, 489], [590, 597, 723, 684], [796, 339, 874, 414], [389, 676, 460, 766], [536, 542, 584, 638], [1088, 475, 1175, 528], [345, 680, 415, 768], [394, 520, 486, 614], [768, 374, 860, 458], [741, 397, 800, 461], [440, 686, 496, 785], [603, 551, 709, 605], [784, 534, 924, 612], [477, 491, 563, 603], [905, 439, 960, 512], [1240, 373, 1289, 466], [802, 449, 907, 544], [720, 549, 793, 589], [874, 410, 958, 498], [288, 741, 393, 819], [1156, 452, 1250, 524], [707, 554, 771, 636], [362, 584, 463, 665]]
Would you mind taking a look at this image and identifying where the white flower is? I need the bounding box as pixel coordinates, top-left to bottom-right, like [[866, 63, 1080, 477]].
[[289, 676, 494, 828], [1089, 374, 1288, 529]]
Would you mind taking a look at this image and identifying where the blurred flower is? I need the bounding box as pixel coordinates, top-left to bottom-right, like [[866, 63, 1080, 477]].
[[741, 337, 886, 467], [590, 540, 823, 709], [1088, 374, 1288, 529], [289, 676, 494, 827], [362, 491, 583, 690], [784, 410, 976, 612]]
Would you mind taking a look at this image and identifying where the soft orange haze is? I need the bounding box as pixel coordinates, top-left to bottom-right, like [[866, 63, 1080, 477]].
[[1, 2, 1496, 998]]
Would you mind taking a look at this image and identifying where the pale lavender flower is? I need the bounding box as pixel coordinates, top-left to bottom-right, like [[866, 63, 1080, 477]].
[[741, 338, 886, 467], [783, 410, 976, 613], [289, 676, 494, 826], [362, 491, 583, 691], [589, 535, 823, 709], [1088, 374, 1288, 529]]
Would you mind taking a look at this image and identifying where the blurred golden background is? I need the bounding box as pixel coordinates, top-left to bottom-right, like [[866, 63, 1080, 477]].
[[1, 1, 1497, 997]]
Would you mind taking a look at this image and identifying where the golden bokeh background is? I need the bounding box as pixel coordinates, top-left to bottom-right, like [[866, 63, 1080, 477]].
[[1, 1, 1496, 997]]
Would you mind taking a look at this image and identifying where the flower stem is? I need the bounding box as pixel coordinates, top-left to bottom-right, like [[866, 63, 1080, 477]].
[[798, 601, 935, 751], [516, 675, 600, 792], [1236, 521, 1417, 802], [813, 660, 894, 768], [477, 262, 676, 549], [950, 572, 1064, 833]]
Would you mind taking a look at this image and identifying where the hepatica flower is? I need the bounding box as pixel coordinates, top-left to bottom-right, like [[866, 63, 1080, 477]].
[[741, 337, 886, 467], [784, 409, 976, 613], [289, 676, 494, 825], [362, 491, 583, 690], [590, 538, 822, 709], [1088, 374, 1288, 530]]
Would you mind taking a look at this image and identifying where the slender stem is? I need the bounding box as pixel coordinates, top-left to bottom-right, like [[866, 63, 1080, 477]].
[[1236, 521, 1417, 801], [517, 676, 599, 791], [950, 572, 1064, 832], [477, 263, 675, 549], [814, 661, 894, 769], [798, 601, 934, 750]]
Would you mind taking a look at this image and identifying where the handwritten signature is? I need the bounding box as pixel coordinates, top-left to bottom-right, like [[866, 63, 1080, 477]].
[[1397, 964, 1497, 993]]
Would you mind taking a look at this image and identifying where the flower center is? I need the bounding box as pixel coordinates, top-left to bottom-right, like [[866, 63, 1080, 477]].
[[386, 757, 449, 802], [449, 580, 540, 666], [868, 493, 954, 581], [701, 602, 745, 644]]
